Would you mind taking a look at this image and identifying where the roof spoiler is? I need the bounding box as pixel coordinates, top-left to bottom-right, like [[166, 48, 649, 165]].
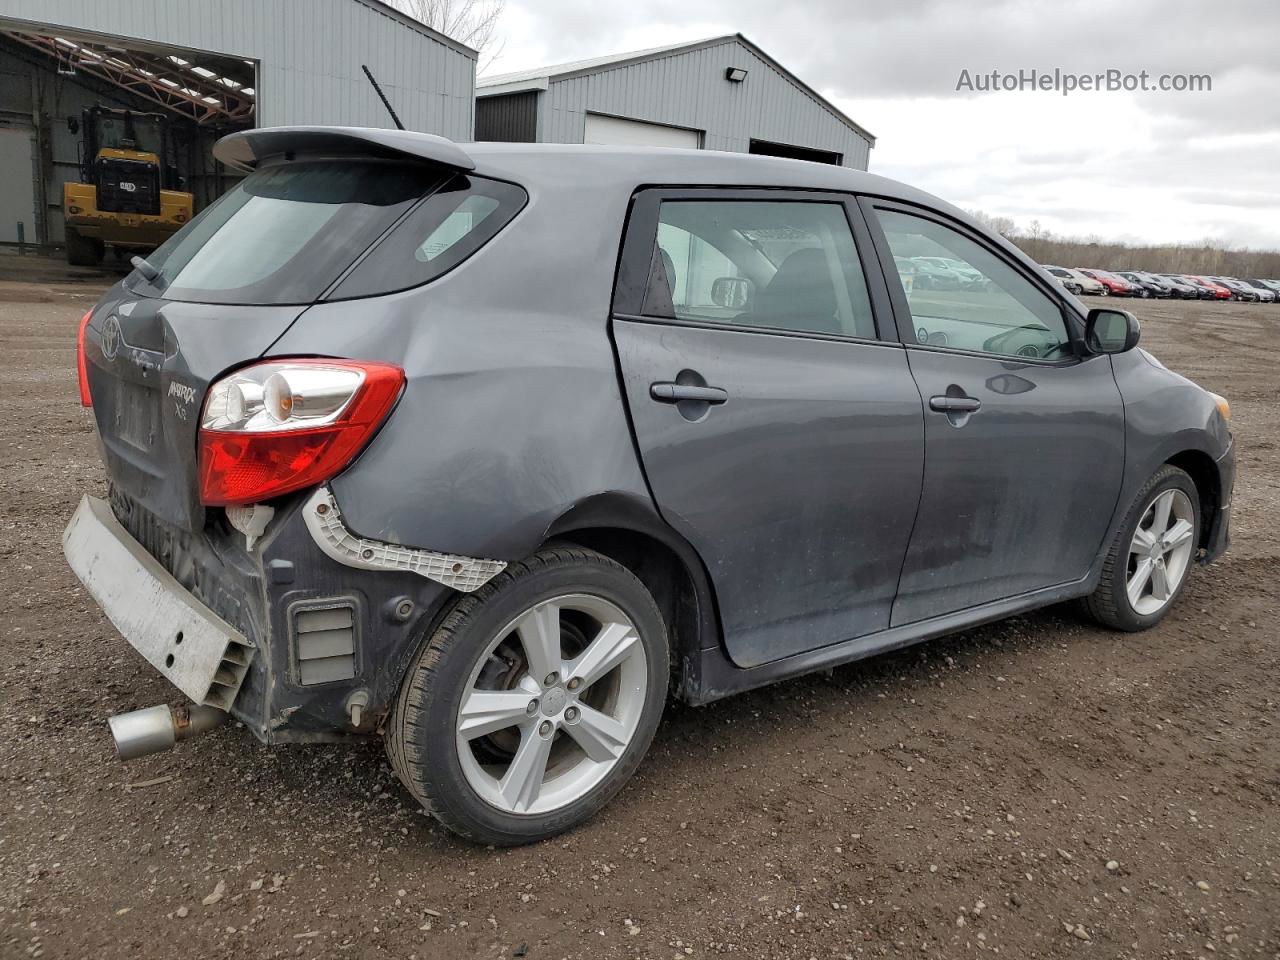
[[213, 125, 475, 173]]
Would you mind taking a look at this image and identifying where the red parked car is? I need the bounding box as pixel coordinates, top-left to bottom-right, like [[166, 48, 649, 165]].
[[1188, 276, 1233, 300], [1076, 268, 1137, 297]]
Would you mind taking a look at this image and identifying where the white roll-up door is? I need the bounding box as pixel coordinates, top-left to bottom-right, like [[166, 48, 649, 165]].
[[0, 127, 37, 244], [583, 113, 701, 149]]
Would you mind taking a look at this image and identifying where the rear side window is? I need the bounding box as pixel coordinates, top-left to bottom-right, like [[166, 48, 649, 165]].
[[642, 200, 875, 339], [132, 160, 444, 305], [330, 175, 526, 299]]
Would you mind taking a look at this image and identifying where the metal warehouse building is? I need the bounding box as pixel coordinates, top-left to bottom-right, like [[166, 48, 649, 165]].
[[476, 34, 875, 169], [0, 6, 876, 260], [0, 0, 475, 249]]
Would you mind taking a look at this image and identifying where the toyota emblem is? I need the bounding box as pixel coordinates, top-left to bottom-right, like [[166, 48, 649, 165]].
[[101, 315, 122, 361]]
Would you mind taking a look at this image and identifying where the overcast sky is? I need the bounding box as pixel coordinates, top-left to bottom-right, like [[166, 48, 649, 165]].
[[480, 0, 1280, 249]]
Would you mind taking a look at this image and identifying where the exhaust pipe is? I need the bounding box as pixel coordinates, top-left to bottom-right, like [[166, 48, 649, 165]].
[[107, 702, 226, 761]]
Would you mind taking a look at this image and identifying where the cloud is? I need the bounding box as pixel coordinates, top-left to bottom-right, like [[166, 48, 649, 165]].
[[489, 0, 1280, 247], [1181, 189, 1280, 208]]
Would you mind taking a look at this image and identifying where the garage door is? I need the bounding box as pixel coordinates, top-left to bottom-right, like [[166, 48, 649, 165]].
[[0, 127, 37, 244], [583, 114, 701, 150]]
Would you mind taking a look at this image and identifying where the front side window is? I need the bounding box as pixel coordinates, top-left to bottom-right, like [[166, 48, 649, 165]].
[[873, 208, 1072, 360], [642, 200, 876, 339]]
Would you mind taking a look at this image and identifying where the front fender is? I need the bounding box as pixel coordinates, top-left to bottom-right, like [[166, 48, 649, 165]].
[[1094, 349, 1232, 574]]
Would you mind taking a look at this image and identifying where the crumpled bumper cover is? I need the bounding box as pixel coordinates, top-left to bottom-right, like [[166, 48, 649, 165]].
[[62, 495, 254, 709]]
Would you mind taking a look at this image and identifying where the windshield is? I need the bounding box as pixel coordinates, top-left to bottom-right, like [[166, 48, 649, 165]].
[[98, 114, 164, 155], [129, 160, 444, 305]]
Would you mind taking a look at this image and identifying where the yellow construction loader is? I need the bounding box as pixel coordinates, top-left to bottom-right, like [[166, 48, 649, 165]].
[[63, 106, 193, 265]]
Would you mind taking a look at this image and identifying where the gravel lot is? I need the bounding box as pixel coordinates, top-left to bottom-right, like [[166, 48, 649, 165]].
[[1, 261, 1277, 959]]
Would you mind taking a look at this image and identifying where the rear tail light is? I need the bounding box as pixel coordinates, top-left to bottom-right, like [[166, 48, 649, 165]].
[[76, 309, 93, 407], [198, 359, 404, 506]]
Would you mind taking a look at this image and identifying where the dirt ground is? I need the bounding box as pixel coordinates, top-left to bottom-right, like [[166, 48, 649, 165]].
[[1, 254, 1277, 959]]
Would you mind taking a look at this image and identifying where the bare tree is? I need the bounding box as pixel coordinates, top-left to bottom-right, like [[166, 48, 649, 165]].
[[392, 0, 505, 67], [965, 209, 1016, 239], [1025, 219, 1048, 261], [965, 208, 1280, 275]]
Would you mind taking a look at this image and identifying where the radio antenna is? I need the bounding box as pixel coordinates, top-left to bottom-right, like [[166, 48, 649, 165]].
[[361, 64, 405, 130]]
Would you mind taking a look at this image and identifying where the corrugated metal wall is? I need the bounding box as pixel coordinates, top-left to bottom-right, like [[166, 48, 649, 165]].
[[0, 38, 227, 243], [537, 38, 871, 169], [0, 36, 244, 243], [0, 0, 476, 137], [476, 91, 537, 142]]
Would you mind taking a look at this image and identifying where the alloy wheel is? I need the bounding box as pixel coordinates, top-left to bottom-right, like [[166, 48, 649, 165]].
[[455, 594, 648, 815], [1126, 488, 1196, 616]]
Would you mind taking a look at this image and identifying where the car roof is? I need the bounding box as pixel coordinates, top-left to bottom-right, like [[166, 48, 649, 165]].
[[214, 126, 969, 226], [464, 141, 948, 207], [213, 126, 1062, 304]]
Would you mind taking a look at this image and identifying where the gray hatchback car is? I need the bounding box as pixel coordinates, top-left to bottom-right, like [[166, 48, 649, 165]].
[[65, 126, 1234, 845]]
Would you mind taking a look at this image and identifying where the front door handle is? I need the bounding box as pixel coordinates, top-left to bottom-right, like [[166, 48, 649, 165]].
[[650, 382, 729, 405], [929, 395, 981, 413]]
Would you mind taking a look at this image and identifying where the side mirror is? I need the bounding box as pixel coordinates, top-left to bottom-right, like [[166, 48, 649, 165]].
[[711, 276, 754, 309], [1085, 307, 1140, 354]]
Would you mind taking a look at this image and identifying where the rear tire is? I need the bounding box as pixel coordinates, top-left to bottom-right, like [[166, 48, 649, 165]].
[[1084, 465, 1200, 632], [386, 545, 669, 846], [64, 227, 102, 266]]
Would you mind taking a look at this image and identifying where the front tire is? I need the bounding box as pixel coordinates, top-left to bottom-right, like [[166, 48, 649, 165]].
[[1084, 465, 1200, 631], [387, 545, 669, 845]]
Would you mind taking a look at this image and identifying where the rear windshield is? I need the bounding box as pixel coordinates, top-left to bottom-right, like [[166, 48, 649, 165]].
[[127, 159, 524, 305]]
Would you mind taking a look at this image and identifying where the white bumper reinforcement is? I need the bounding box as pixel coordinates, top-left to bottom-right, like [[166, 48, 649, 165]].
[[63, 496, 255, 710], [302, 486, 506, 592]]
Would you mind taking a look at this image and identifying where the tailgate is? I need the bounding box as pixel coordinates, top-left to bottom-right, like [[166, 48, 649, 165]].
[[83, 289, 307, 530]]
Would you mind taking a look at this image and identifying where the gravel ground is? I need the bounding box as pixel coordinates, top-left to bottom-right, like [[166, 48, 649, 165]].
[[1, 266, 1277, 959]]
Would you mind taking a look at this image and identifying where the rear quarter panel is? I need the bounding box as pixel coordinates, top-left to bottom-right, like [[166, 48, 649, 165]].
[[264, 166, 652, 561]]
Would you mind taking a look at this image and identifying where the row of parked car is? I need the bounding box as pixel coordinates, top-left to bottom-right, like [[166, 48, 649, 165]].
[[1043, 265, 1280, 302], [897, 256, 1279, 304], [895, 256, 988, 291], [1044, 264, 1274, 302]]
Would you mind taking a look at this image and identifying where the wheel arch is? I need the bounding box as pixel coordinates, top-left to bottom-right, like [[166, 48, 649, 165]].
[[539, 492, 723, 701], [1165, 448, 1221, 551]]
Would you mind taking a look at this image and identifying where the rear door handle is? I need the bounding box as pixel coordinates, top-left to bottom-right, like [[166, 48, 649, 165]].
[[650, 383, 729, 405], [929, 395, 981, 413]]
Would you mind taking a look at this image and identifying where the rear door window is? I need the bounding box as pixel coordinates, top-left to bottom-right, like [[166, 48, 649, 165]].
[[642, 200, 876, 339]]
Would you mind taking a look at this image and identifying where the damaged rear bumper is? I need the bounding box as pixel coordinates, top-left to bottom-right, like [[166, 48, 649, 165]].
[[63, 495, 253, 709], [64, 487, 468, 744]]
